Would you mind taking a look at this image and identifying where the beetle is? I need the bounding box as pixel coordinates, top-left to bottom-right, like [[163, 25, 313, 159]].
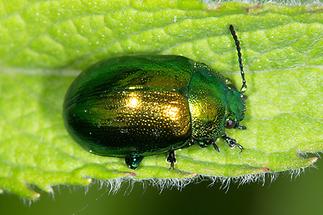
[[63, 25, 247, 169]]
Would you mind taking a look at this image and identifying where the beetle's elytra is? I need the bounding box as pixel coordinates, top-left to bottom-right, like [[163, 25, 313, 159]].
[[63, 25, 247, 169]]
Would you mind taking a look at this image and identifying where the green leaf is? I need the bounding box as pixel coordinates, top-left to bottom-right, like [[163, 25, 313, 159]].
[[0, 0, 322, 200]]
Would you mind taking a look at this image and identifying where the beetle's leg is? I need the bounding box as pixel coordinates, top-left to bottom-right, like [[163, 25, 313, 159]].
[[198, 140, 209, 148], [226, 118, 247, 130], [226, 124, 247, 130], [222, 134, 244, 152], [187, 137, 196, 146], [209, 139, 220, 152], [167, 150, 176, 169], [197, 138, 220, 152], [236, 124, 247, 130], [125, 154, 143, 169]]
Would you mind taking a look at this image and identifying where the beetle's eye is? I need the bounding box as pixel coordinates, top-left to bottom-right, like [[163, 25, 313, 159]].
[[226, 119, 236, 129]]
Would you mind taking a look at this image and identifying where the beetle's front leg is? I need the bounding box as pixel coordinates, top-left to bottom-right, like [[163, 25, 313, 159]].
[[222, 134, 244, 152], [236, 124, 246, 130], [225, 118, 247, 130]]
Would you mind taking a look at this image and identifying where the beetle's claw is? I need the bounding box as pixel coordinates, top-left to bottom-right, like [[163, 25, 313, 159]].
[[235, 143, 244, 152], [169, 162, 175, 170]]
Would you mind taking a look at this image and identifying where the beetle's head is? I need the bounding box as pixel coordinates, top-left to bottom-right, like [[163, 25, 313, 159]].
[[225, 79, 246, 129]]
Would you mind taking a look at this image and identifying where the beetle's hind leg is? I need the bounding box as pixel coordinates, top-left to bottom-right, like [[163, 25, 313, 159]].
[[125, 154, 143, 169], [167, 150, 176, 169], [222, 134, 243, 152]]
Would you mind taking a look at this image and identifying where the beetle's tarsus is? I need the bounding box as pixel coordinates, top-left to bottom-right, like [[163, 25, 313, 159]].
[[196, 138, 220, 152], [167, 150, 176, 169], [222, 134, 244, 152], [236, 143, 244, 153], [207, 139, 220, 152], [236, 124, 247, 130], [213, 142, 220, 152], [125, 154, 143, 169]]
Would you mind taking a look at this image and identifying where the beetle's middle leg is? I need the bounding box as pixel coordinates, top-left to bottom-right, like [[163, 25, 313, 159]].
[[222, 134, 243, 152], [196, 138, 220, 152]]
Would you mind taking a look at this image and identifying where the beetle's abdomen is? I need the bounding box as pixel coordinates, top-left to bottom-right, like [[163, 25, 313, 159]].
[[64, 89, 191, 156]]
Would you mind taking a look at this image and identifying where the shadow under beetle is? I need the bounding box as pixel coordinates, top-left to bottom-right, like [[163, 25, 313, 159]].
[[63, 25, 247, 169]]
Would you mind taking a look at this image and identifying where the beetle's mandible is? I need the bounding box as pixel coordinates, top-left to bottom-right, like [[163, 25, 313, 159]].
[[63, 25, 247, 169]]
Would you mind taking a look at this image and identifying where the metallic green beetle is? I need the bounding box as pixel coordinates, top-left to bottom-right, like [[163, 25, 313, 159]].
[[63, 25, 247, 169]]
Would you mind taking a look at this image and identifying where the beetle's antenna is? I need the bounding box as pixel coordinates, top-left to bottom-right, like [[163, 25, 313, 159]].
[[229, 25, 247, 93]]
